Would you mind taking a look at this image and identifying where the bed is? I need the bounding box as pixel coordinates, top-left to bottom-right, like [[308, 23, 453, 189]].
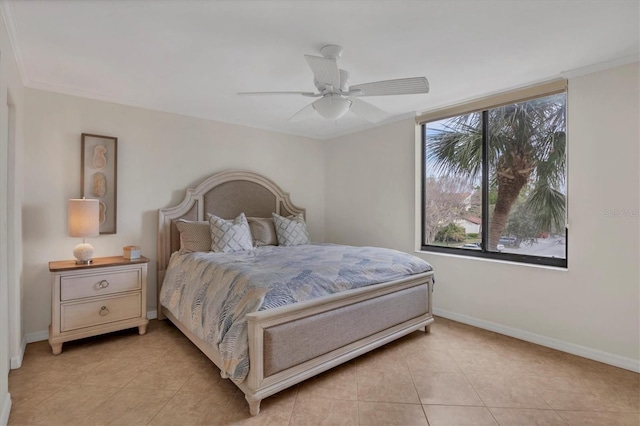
[[157, 170, 435, 415]]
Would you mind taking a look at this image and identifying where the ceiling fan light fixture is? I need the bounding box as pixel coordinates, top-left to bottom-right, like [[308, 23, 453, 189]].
[[313, 95, 352, 120], [239, 45, 429, 123]]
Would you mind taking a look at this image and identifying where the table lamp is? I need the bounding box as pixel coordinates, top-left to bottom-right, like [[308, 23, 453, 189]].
[[68, 198, 99, 264]]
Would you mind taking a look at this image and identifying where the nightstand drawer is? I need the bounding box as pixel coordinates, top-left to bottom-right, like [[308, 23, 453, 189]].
[[61, 293, 142, 331], [61, 269, 141, 301], [49, 256, 149, 354]]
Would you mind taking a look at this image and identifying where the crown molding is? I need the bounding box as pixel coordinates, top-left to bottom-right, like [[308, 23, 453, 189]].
[[0, 0, 29, 85], [26, 79, 142, 107], [561, 53, 640, 79]]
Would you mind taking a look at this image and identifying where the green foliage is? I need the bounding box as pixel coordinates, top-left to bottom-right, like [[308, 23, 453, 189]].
[[466, 233, 479, 239], [505, 202, 538, 246], [426, 93, 567, 246], [435, 223, 467, 243], [488, 189, 498, 205], [526, 180, 565, 232]]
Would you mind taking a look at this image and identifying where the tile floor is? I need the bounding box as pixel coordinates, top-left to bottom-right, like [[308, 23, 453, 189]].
[[7, 317, 640, 425]]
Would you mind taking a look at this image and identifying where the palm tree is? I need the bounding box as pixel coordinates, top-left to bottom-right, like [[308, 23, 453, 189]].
[[426, 93, 566, 250]]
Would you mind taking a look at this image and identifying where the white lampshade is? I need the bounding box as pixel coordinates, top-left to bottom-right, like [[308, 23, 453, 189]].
[[313, 95, 352, 120], [68, 199, 99, 238], [68, 199, 99, 264]]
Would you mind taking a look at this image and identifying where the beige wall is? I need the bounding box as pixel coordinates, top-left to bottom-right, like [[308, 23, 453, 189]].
[[22, 89, 325, 336], [325, 63, 640, 367]]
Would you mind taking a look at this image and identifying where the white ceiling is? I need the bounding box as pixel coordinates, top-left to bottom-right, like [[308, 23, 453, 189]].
[[3, 0, 639, 139]]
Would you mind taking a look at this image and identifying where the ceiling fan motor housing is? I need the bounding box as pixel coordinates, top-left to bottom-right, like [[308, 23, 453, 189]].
[[320, 45, 343, 59], [314, 69, 350, 93]]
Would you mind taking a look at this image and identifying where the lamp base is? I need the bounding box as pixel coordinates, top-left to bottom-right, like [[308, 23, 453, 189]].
[[73, 242, 95, 265]]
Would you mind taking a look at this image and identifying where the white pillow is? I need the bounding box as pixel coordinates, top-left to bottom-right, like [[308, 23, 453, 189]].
[[208, 212, 253, 253], [272, 213, 310, 246]]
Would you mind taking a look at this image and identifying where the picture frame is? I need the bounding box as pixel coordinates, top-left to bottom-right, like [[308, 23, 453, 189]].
[[81, 133, 117, 234]]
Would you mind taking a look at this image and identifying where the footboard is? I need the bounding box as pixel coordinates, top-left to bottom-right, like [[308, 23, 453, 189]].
[[240, 272, 434, 415]]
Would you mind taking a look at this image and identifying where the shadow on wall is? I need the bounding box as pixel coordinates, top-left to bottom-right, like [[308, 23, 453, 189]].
[[142, 209, 159, 311]]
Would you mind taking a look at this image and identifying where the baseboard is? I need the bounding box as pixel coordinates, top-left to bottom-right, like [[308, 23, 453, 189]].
[[23, 310, 159, 346], [9, 335, 26, 369], [433, 308, 640, 373], [24, 330, 48, 344], [0, 392, 11, 426]]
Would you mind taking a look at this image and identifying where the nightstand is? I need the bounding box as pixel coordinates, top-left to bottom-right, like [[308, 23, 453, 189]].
[[48, 255, 150, 354]]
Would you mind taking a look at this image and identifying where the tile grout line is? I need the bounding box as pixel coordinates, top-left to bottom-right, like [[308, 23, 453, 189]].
[[355, 356, 360, 425], [444, 331, 589, 425], [402, 334, 443, 425], [420, 403, 432, 426], [286, 385, 299, 425], [144, 389, 179, 426], [446, 342, 504, 425], [76, 384, 135, 425]]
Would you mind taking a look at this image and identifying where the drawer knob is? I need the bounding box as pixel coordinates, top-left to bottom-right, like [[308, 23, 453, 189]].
[[99, 306, 110, 316], [97, 280, 110, 289]]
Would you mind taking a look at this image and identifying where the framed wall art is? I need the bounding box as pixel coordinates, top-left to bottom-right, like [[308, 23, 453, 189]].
[[81, 133, 117, 234]]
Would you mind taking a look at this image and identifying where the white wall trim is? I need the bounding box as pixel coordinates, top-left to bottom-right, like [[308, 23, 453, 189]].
[[9, 334, 25, 369], [24, 330, 47, 344], [147, 310, 157, 320], [433, 308, 640, 373], [0, 392, 11, 426]]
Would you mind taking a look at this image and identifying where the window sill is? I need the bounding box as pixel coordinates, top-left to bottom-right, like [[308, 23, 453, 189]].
[[415, 249, 569, 271]]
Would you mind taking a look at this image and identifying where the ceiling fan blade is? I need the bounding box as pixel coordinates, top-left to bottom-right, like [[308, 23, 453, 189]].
[[238, 91, 319, 97], [349, 77, 429, 96], [348, 97, 388, 123], [288, 103, 316, 122], [304, 55, 341, 88]]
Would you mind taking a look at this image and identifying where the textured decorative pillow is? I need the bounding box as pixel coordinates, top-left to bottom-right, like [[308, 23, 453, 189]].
[[272, 213, 310, 246], [208, 213, 253, 253], [247, 217, 278, 247], [176, 220, 212, 253]]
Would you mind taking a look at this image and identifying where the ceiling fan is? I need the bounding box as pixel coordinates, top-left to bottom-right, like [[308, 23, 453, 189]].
[[238, 45, 429, 123]]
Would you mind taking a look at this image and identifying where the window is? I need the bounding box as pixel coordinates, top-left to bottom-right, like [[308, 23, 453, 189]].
[[419, 84, 567, 267]]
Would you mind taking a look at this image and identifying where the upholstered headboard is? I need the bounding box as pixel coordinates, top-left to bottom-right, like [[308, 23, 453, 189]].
[[157, 170, 305, 317]]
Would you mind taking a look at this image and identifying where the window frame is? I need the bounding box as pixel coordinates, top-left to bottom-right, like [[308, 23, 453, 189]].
[[418, 82, 568, 268]]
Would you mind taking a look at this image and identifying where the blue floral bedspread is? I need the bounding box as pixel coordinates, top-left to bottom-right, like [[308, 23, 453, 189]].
[[160, 243, 432, 382]]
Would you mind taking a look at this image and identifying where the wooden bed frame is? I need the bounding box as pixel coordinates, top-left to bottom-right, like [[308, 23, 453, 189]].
[[157, 170, 435, 415]]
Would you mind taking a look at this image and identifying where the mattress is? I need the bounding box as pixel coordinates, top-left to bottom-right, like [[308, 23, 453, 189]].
[[159, 243, 432, 382]]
